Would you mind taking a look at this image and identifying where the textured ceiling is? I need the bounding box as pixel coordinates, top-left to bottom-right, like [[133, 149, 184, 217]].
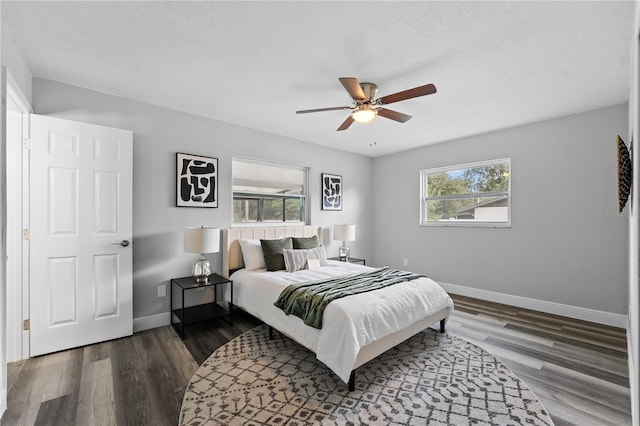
[[1, 1, 636, 157]]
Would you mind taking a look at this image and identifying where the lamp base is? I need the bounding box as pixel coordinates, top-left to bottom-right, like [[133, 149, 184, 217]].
[[194, 274, 209, 283], [338, 242, 350, 261], [193, 255, 211, 283]]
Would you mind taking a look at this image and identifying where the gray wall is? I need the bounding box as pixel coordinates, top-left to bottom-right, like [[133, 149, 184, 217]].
[[372, 103, 629, 314], [32, 78, 629, 317], [33, 78, 374, 319], [1, 21, 32, 103]]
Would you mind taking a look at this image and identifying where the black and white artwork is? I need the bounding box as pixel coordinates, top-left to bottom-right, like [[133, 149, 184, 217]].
[[177, 153, 218, 208], [322, 173, 342, 210]]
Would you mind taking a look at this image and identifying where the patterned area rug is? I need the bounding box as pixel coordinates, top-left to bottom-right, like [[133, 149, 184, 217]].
[[180, 325, 552, 425]]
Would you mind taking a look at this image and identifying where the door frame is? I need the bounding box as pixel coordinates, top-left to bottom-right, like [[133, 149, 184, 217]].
[[5, 70, 32, 362], [629, 26, 640, 426]]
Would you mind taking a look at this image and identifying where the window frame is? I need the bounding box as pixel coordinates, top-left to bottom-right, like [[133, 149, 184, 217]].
[[420, 158, 511, 228], [232, 157, 309, 226]]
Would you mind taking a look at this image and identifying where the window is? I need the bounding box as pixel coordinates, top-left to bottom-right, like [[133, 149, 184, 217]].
[[232, 158, 307, 224], [420, 158, 511, 226]]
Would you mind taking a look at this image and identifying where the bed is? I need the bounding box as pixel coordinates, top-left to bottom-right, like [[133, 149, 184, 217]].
[[222, 226, 454, 390]]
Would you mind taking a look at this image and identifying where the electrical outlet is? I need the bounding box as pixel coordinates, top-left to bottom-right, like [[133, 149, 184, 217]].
[[157, 284, 166, 298], [403, 258, 408, 266]]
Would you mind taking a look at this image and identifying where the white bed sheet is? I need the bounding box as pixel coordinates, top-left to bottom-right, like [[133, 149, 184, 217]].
[[225, 260, 454, 382]]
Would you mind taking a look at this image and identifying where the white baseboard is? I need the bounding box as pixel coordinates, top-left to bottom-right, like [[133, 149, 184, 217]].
[[133, 312, 171, 333], [439, 282, 628, 328]]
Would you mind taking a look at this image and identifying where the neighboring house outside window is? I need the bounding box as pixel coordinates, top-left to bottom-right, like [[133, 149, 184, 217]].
[[420, 158, 511, 227], [232, 158, 308, 225]]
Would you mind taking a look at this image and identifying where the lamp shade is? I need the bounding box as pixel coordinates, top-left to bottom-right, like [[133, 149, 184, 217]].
[[333, 224, 356, 242], [184, 227, 220, 254]]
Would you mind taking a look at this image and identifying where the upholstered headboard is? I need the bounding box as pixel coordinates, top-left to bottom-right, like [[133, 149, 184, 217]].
[[222, 226, 323, 278]]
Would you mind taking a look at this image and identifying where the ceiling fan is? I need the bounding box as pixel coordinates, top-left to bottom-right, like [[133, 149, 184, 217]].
[[296, 77, 437, 131]]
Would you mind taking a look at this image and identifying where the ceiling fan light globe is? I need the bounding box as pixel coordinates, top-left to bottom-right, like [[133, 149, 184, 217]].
[[352, 108, 376, 123]]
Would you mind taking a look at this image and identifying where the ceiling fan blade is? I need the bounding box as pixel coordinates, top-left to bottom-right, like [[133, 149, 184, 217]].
[[339, 77, 366, 100], [377, 108, 412, 123], [296, 106, 352, 114], [377, 83, 437, 105], [337, 115, 355, 131]]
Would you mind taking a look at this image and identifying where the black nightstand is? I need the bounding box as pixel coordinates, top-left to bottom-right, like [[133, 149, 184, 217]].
[[170, 273, 233, 339], [328, 257, 366, 265]]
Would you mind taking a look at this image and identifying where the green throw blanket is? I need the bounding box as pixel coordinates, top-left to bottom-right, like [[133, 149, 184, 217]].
[[274, 267, 424, 329]]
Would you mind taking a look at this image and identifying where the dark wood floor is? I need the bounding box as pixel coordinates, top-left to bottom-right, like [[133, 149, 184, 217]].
[[1, 294, 631, 425]]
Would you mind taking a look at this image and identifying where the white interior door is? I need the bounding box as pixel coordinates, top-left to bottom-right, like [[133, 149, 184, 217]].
[[29, 114, 133, 356]]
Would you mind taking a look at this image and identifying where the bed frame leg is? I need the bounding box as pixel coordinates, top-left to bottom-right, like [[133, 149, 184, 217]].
[[440, 318, 446, 333], [348, 370, 356, 392], [269, 326, 274, 340]]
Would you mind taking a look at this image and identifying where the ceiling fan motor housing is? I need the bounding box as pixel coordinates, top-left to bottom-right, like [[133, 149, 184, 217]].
[[359, 82, 378, 102]]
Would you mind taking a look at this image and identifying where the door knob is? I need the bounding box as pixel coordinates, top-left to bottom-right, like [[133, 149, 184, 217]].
[[113, 240, 130, 247]]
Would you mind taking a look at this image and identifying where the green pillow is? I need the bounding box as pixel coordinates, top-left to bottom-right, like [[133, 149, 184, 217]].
[[261, 237, 293, 271], [292, 236, 319, 249]]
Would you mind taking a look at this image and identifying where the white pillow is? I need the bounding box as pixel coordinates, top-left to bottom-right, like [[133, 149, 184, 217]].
[[238, 239, 266, 271], [308, 245, 328, 266], [282, 245, 328, 273], [283, 249, 308, 273]]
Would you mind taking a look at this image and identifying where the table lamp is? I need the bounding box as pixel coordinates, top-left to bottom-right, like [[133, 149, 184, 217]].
[[333, 224, 356, 261], [184, 227, 220, 283]]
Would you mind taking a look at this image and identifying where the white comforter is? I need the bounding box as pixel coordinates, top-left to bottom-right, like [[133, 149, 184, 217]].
[[226, 261, 454, 382]]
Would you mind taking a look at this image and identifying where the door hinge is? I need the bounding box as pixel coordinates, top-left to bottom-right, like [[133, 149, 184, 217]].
[[23, 229, 30, 240], [23, 319, 30, 331], [23, 138, 31, 150]]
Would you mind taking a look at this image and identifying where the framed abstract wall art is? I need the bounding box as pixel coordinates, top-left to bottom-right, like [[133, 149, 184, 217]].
[[177, 152, 218, 208], [322, 173, 342, 211]]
